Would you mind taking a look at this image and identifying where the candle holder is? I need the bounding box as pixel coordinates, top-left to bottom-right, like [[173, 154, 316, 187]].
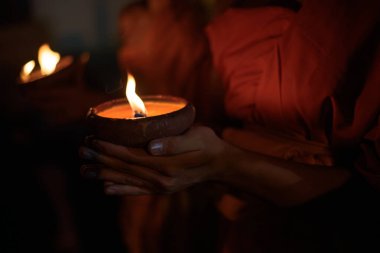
[[17, 53, 92, 90], [86, 95, 196, 147], [15, 53, 92, 127]]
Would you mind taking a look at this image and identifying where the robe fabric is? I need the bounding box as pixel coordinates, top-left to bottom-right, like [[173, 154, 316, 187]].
[[205, 0, 380, 252], [206, 0, 380, 189]]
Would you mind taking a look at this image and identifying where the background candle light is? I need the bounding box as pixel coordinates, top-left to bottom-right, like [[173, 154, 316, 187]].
[[17, 43, 74, 85], [20, 60, 35, 82], [38, 44, 61, 76]]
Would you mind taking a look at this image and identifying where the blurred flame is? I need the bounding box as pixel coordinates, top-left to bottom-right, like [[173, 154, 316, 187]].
[[20, 60, 35, 82], [126, 73, 147, 117], [38, 43, 60, 75]]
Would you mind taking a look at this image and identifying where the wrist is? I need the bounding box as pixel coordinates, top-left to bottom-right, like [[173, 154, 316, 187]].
[[209, 142, 242, 183]]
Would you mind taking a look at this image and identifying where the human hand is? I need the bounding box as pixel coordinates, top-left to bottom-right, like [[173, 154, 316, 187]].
[[79, 126, 232, 195]]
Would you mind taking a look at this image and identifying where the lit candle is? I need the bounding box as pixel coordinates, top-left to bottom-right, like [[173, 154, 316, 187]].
[[97, 101, 186, 119], [98, 73, 185, 119], [18, 43, 73, 84], [125, 72, 147, 118], [86, 73, 195, 147]]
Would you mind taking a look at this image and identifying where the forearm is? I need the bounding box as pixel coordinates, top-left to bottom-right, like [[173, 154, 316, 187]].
[[213, 146, 351, 206]]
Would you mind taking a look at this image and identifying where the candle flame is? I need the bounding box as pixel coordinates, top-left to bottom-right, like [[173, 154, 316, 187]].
[[20, 60, 35, 82], [38, 43, 61, 75], [126, 73, 147, 117]]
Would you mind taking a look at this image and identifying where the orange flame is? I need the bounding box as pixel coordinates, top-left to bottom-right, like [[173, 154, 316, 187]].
[[19, 43, 61, 81], [126, 73, 147, 117], [20, 60, 35, 82], [38, 43, 60, 75]]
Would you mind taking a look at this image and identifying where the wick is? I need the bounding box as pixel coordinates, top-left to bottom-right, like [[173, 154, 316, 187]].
[[134, 112, 147, 118]]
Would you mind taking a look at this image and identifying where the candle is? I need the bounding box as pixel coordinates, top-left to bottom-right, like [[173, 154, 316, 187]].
[[97, 101, 186, 119], [18, 43, 73, 84], [86, 72, 195, 147], [98, 73, 185, 119], [86, 95, 195, 147]]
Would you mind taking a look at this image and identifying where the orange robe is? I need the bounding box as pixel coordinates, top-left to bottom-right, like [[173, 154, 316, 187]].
[[206, 0, 380, 189], [205, 0, 380, 252]]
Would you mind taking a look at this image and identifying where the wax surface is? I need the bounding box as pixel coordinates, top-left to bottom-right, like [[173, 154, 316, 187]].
[[98, 101, 186, 119]]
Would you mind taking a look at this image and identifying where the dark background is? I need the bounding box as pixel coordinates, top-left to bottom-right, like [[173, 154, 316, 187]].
[[1, 1, 133, 252]]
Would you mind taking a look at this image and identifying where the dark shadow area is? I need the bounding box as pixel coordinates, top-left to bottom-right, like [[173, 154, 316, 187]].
[[1, 1, 126, 253]]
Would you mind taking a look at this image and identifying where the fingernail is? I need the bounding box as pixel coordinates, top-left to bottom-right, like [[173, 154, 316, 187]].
[[149, 141, 163, 155], [91, 139, 104, 152], [104, 181, 115, 187], [105, 186, 118, 195], [80, 165, 98, 179], [84, 135, 95, 146], [79, 147, 98, 160], [84, 169, 98, 179], [105, 186, 125, 195]]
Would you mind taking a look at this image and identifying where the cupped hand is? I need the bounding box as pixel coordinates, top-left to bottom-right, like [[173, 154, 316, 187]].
[[79, 126, 232, 195]]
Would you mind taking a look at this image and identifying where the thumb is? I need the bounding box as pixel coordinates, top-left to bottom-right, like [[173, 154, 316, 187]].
[[148, 126, 210, 156]]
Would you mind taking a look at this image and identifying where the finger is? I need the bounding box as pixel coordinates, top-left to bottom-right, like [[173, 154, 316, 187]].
[[90, 140, 147, 164], [84, 135, 95, 147], [81, 149, 178, 190], [148, 126, 225, 156], [104, 181, 115, 187], [80, 164, 101, 179], [82, 162, 209, 190], [79, 146, 98, 161], [81, 163, 147, 187], [89, 127, 211, 158], [148, 126, 209, 156], [104, 184, 153, 195], [84, 146, 130, 170], [97, 167, 156, 190], [93, 149, 164, 179], [89, 140, 206, 176]]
